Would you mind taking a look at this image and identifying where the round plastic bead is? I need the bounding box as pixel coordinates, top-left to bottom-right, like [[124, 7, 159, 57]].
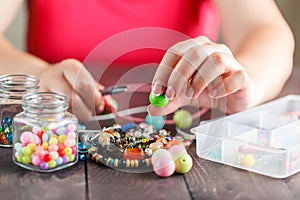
[[175, 153, 193, 174], [145, 114, 165, 130], [149, 93, 169, 108], [151, 149, 173, 165], [242, 154, 255, 167], [153, 156, 175, 177], [168, 144, 187, 161], [173, 109, 193, 129]]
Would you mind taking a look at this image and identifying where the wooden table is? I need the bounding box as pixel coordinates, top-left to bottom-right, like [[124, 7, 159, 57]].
[[1, 67, 300, 200]]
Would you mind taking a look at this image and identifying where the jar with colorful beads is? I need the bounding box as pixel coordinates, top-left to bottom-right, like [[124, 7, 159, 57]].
[[12, 92, 79, 172], [0, 74, 39, 147]]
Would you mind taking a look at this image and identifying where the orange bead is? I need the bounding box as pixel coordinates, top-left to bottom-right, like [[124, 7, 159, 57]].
[[123, 148, 145, 160]]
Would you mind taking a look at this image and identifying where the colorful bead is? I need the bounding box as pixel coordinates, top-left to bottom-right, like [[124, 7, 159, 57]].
[[145, 114, 165, 130], [13, 123, 78, 171], [153, 156, 175, 177], [173, 109, 193, 129], [242, 154, 255, 167], [123, 148, 145, 160], [175, 153, 193, 174], [149, 93, 169, 108]]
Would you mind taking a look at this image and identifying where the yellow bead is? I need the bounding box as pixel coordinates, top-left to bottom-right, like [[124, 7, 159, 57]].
[[64, 147, 72, 156], [242, 154, 255, 167], [50, 134, 58, 138], [149, 141, 163, 152], [49, 137, 58, 145], [58, 135, 67, 143], [27, 143, 36, 152], [130, 160, 135, 168], [42, 142, 48, 150]]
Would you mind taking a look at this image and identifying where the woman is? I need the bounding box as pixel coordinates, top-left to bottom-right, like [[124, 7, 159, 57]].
[[0, 0, 294, 121]]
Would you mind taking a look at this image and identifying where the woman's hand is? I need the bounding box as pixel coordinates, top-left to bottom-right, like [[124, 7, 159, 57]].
[[148, 36, 255, 116], [39, 58, 107, 122]]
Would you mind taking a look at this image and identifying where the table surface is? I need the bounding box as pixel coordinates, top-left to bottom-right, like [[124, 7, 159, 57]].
[[1, 67, 300, 200]]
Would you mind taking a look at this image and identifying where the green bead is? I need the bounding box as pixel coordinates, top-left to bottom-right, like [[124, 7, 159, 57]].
[[175, 153, 193, 174], [173, 109, 193, 129], [149, 93, 169, 108], [22, 155, 32, 164], [22, 147, 32, 156]]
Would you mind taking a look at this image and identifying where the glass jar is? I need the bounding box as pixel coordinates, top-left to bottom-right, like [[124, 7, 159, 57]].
[[12, 92, 79, 172], [0, 74, 39, 147]]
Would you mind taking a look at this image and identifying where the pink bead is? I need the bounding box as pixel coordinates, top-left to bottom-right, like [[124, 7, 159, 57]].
[[169, 145, 187, 160], [64, 139, 74, 147], [32, 126, 41, 134], [20, 131, 33, 144], [71, 146, 77, 154], [30, 134, 41, 145], [151, 149, 172, 165], [48, 144, 58, 152], [32, 156, 42, 166], [14, 152, 19, 158], [35, 148, 45, 157], [67, 131, 76, 139], [68, 124, 77, 132], [153, 156, 175, 177]]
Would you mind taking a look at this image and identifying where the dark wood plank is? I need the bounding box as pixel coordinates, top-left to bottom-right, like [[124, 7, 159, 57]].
[[284, 173, 300, 199], [0, 147, 86, 200], [185, 143, 296, 200], [87, 160, 191, 200]]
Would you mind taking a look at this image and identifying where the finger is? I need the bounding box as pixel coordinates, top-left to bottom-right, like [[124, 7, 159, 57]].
[[147, 101, 180, 116], [190, 52, 241, 98], [165, 45, 209, 99], [40, 76, 92, 122], [151, 37, 211, 96], [167, 43, 232, 100], [60, 59, 104, 113], [209, 70, 250, 98], [70, 93, 92, 123]]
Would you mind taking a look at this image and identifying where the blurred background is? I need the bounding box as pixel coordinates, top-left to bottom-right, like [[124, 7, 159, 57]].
[[4, 0, 300, 67]]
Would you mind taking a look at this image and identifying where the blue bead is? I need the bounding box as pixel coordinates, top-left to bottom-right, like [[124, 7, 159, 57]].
[[78, 142, 88, 154], [121, 123, 137, 132], [2, 117, 12, 125], [79, 124, 86, 130], [145, 114, 165, 130], [109, 159, 115, 167], [6, 133, 12, 143], [79, 154, 86, 161]]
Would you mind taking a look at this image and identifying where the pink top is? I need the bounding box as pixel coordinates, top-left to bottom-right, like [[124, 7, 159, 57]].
[[27, 0, 219, 65]]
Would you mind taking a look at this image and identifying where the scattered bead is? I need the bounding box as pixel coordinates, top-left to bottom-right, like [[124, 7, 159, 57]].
[[173, 109, 193, 129], [175, 153, 193, 174], [153, 156, 175, 177], [145, 114, 165, 130]]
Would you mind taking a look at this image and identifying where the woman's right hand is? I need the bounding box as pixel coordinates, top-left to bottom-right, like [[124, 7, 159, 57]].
[[39, 58, 107, 122]]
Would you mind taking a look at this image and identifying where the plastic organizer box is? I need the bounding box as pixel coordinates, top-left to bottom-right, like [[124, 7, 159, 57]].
[[191, 95, 300, 178]]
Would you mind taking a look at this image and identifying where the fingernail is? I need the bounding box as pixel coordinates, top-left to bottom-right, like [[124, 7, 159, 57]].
[[151, 80, 163, 96], [209, 89, 218, 98], [97, 105, 104, 113], [185, 86, 194, 98], [165, 85, 175, 100]]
